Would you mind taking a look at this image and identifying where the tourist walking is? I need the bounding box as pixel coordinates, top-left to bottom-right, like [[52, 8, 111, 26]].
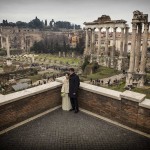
[[61, 73, 72, 111], [69, 68, 80, 113]]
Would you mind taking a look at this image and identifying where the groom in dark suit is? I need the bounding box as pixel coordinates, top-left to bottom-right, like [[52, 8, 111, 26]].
[[69, 68, 80, 113]]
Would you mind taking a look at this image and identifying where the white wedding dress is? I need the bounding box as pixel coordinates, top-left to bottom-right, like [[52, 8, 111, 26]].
[[61, 79, 72, 111]]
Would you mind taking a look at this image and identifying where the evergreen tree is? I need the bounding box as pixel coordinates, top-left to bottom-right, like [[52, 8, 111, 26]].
[[45, 19, 47, 26], [28, 17, 44, 29]]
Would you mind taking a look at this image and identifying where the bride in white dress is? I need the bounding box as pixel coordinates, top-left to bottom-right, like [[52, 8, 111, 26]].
[[61, 73, 72, 111]]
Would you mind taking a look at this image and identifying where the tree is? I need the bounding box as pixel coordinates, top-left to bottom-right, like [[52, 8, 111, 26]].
[[81, 56, 90, 71], [45, 19, 47, 26], [16, 21, 28, 28], [75, 37, 85, 54], [28, 17, 44, 29]]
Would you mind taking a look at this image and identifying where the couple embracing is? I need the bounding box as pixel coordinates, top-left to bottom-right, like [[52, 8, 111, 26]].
[[61, 68, 80, 113]]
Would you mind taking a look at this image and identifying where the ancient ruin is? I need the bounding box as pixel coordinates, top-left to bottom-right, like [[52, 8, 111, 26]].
[[126, 10, 150, 87], [84, 15, 129, 70]]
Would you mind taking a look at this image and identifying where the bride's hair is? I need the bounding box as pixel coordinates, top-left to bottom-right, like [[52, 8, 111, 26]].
[[65, 72, 70, 78]]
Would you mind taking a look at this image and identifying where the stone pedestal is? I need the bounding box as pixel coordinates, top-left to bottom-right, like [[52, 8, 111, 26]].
[[137, 73, 146, 87], [118, 57, 128, 71], [59, 51, 61, 57], [110, 57, 115, 68], [90, 54, 93, 63], [117, 57, 123, 71], [63, 52, 65, 57], [104, 56, 110, 67], [125, 72, 133, 86], [31, 55, 35, 63], [6, 58, 12, 66], [96, 55, 100, 64], [72, 52, 74, 58]]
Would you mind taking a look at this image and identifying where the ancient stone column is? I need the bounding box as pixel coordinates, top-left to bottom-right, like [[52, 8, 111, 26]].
[[126, 23, 137, 86], [111, 27, 117, 67], [98, 27, 102, 55], [0, 34, 3, 48], [134, 24, 142, 72], [105, 27, 109, 56], [128, 23, 137, 73], [59, 51, 61, 57], [119, 27, 124, 57], [31, 55, 35, 63], [6, 36, 12, 66], [63, 52, 65, 57], [139, 23, 149, 74], [97, 27, 102, 63], [91, 28, 95, 54], [89, 29, 92, 54], [85, 28, 89, 55], [124, 27, 129, 57], [72, 52, 74, 58], [6, 36, 10, 58]]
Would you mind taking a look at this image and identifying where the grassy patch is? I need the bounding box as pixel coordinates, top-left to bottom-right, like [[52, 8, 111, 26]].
[[28, 74, 42, 82], [102, 80, 150, 99], [106, 81, 126, 92], [36, 54, 81, 65], [132, 88, 150, 99], [86, 66, 121, 80]]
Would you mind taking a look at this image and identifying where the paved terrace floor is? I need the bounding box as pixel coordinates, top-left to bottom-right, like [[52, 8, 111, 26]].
[[0, 108, 150, 150]]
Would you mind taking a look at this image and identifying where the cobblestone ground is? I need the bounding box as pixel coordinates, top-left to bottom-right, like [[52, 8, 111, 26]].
[[0, 108, 150, 150]]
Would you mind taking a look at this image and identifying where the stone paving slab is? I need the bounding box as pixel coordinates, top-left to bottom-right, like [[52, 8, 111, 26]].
[[0, 108, 150, 150]]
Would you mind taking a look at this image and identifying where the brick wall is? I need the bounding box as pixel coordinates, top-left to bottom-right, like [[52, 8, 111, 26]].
[[78, 89, 150, 134], [0, 87, 61, 131], [1, 76, 150, 135], [56, 76, 150, 134]]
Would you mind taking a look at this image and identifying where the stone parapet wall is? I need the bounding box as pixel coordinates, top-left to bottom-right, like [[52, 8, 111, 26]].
[[78, 83, 150, 134], [57, 77, 150, 134], [0, 77, 149, 134], [0, 82, 62, 131]]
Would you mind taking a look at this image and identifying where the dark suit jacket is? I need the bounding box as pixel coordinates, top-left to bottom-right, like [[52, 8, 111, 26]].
[[69, 73, 80, 98]]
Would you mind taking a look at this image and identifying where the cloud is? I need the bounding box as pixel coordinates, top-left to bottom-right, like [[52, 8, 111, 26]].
[[0, 0, 150, 28]]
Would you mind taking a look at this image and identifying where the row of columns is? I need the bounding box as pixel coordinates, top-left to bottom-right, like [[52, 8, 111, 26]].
[[126, 22, 149, 86], [0, 35, 11, 58], [85, 26, 129, 68], [0, 34, 31, 54]]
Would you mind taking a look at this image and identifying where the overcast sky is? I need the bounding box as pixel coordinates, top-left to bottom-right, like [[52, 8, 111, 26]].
[[0, 0, 150, 29]]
